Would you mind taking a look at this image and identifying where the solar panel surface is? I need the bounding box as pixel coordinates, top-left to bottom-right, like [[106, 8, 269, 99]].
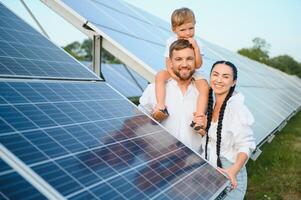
[[82, 61, 148, 97], [0, 80, 228, 199], [0, 3, 99, 80], [0, 159, 47, 200]]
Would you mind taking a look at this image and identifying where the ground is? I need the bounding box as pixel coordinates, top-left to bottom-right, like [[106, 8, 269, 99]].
[[245, 111, 301, 200]]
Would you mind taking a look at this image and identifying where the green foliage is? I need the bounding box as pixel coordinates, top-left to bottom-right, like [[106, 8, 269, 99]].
[[128, 96, 140, 105], [63, 39, 121, 63], [237, 37, 270, 64], [245, 111, 301, 200], [268, 55, 301, 78], [63, 41, 86, 60], [237, 37, 301, 78]]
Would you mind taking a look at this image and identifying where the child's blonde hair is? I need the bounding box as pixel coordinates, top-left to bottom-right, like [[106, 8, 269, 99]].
[[171, 7, 196, 30]]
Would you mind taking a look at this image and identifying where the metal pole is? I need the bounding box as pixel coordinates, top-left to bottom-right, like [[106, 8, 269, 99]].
[[92, 35, 105, 80], [20, 0, 50, 39]]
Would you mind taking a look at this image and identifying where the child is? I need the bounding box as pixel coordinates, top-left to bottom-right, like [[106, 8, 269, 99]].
[[152, 7, 209, 134]]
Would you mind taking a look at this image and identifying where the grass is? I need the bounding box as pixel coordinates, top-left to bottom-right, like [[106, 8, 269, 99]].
[[245, 110, 301, 200]]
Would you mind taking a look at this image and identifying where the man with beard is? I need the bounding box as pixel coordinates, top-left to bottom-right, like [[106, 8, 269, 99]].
[[139, 39, 208, 152]]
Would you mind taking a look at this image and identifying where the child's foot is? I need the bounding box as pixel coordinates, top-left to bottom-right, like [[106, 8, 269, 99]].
[[190, 113, 207, 136], [152, 108, 169, 122], [190, 121, 206, 136]]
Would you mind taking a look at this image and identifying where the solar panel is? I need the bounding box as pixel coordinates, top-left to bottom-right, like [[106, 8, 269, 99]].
[[0, 159, 47, 200], [0, 2, 99, 80], [82, 61, 148, 97], [0, 80, 228, 199], [81, 0, 169, 69]]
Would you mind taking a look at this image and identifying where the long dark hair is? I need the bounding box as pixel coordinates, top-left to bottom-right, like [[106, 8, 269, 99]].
[[205, 61, 238, 167]]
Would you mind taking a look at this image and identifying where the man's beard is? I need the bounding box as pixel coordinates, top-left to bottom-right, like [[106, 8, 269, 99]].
[[174, 68, 195, 81]]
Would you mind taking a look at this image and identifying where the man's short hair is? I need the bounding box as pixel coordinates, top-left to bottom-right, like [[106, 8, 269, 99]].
[[169, 39, 194, 58], [171, 7, 196, 30]]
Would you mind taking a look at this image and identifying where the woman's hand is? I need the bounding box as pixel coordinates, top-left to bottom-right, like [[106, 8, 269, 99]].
[[218, 165, 240, 189]]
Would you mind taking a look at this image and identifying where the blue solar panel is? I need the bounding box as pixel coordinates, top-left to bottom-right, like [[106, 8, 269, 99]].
[[0, 2, 99, 80], [61, 0, 168, 72], [82, 61, 148, 97], [0, 159, 47, 200], [0, 80, 228, 199]]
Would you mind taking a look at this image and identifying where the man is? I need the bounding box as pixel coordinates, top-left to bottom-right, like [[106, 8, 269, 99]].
[[139, 39, 208, 152]]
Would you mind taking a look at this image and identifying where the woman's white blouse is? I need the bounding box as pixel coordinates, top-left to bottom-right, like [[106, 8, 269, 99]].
[[201, 92, 256, 167]]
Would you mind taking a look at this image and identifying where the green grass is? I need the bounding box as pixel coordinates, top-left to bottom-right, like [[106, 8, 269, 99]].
[[245, 111, 301, 200]]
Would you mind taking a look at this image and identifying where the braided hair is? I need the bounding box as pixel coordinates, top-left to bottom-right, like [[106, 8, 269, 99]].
[[205, 61, 238, 168]]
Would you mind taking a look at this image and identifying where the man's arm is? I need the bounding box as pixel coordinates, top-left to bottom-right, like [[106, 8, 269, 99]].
[[138, 83, 156, 115]]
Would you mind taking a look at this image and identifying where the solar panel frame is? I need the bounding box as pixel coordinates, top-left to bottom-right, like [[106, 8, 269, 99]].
[[0, 159, 48, 200]]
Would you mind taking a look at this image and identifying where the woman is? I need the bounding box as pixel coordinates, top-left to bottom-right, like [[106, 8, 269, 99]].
[[198, 61, 256, 199]]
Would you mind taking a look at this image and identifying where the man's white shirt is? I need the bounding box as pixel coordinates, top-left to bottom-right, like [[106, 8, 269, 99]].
[[138, 79, 203, 152]]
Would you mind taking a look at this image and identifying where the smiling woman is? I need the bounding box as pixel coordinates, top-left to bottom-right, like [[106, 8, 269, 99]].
[[198, 60, 256, 199]]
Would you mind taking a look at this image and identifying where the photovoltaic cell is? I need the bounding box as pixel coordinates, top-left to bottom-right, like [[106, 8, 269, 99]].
[[61, 0, 168, 71], [0, 159, 47, 200], [0, 80, 228, 199], [82, 61, 148, 97], [0, 3, 99, 80]]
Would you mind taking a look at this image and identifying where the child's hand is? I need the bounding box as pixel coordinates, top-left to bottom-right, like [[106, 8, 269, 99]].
[[186, 38, 199, 49]]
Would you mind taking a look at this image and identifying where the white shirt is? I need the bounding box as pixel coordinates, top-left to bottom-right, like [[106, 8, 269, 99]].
[[201, 92, 256, 167], [138, 80, 204, 152]]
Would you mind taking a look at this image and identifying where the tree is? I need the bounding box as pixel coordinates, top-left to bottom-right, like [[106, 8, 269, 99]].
[[63, 41, 86, 60], [238, 37, 270, 64], [238, 37, 301, 78], [268, 55, 301, 78], [63, 39, 121, 63]]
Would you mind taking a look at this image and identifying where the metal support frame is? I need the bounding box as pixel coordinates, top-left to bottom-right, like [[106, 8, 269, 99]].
[[122, 64, 144, 92], [1, 145, 65, 199], [92, 35, 104, 80], [20, 0, 50, 39], [250, 148, 262, 161]]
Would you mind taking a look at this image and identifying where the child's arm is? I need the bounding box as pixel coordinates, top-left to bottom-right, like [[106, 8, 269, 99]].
[[187, 38, 203, 69], [192, 79, 209, 135]]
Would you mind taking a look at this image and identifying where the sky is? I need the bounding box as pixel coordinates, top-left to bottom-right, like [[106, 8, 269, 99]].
[[1, 0, 301, 62]]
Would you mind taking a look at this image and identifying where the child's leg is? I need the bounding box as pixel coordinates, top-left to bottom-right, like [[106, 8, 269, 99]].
[[192, 79, 209, 134], [155, 70, 171, 111], [195, 79, 209, 116]]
